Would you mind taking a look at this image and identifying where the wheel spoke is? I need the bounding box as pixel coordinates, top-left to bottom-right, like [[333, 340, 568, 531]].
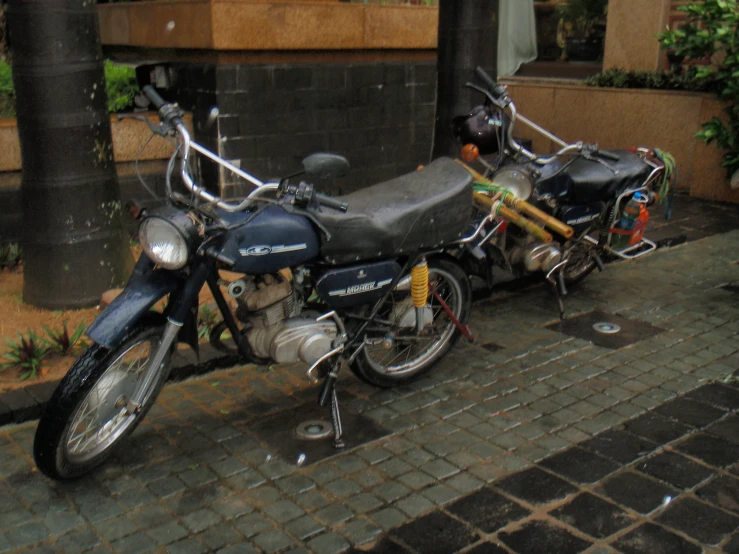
[[363, 267, 465, 377], [64, 337, 160, 463]]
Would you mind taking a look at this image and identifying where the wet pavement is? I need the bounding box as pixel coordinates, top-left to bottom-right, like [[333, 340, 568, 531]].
[[0, 226, 737, 553], [359, 381, 739, 553]]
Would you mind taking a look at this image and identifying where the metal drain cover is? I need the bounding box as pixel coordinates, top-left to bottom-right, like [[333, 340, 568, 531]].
[[296, 420, 333, 440], [593, 322, 621, 334]]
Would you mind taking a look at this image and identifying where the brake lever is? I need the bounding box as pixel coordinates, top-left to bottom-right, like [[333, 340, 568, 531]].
[[117, 113, 173, 137], [464, 82, 510, 110], [582, 145, 619, 175]]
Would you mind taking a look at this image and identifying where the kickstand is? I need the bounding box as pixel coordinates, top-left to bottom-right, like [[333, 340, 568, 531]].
[[317, 370, 345, 449], [546, 261, 569, 321], [551, 281, 566, 321]]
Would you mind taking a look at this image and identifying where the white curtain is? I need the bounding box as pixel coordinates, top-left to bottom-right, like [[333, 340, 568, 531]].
[[497, 0, 538, 77]]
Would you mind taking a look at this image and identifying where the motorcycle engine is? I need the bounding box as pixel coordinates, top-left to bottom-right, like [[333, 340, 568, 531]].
[[227, 272, 338, 365], [509, 242, 563, 274]]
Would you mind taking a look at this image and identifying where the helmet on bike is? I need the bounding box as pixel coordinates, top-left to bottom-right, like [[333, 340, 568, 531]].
[[452, 105, 507, 156]]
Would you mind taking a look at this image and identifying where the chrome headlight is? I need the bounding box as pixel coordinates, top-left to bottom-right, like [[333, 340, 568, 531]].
[[139, 209, 197, 270], [492, 167, 534, 201]]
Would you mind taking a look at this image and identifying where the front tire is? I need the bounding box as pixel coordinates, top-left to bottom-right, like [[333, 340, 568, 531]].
[[34, 320, 173, 480], [350, 258, 471, 388]]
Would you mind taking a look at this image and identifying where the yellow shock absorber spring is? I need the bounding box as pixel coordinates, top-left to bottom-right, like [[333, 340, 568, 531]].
[[411, 260, 429, 308]]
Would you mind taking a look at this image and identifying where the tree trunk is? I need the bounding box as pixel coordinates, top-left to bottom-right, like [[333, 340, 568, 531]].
[[432, 0, 499, 159], [8, 0, 132, 309]]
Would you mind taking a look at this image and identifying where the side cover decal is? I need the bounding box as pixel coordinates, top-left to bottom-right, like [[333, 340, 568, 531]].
[[239, 244, 307, 257], [328, 278, 393, 297]]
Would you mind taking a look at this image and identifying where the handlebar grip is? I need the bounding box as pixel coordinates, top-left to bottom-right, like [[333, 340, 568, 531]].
[[142, 85, 167, 111], [474, 66, 497, 90], [595, 150, 621, 162], [316, 193, 349, 213], [474, 66, 507, 99]]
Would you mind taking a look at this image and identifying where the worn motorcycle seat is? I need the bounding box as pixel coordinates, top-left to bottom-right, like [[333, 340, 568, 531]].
[[317, 157, 473, 265], [538, 150, 653, 204]]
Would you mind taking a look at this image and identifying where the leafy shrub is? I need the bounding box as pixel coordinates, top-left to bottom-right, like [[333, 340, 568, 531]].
[[0, 60, 13, 118], [584, 68, 712, 92], [104, 60, 138, 113], [0, 242, 21, 270], [43, 322, 87, 356], [0, 60, 138, 117], [1, 331, 49, 380], [197, 305, 219, 342], [658, 0, 739, 175]]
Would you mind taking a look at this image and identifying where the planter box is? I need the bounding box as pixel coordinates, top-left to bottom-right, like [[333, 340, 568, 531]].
[[0, 113, 193, 173], [98, 0, 438, 51], [500, 78, 738, 204]]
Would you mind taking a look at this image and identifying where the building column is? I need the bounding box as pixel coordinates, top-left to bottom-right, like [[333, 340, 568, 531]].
[[603, 0, 671, 72]]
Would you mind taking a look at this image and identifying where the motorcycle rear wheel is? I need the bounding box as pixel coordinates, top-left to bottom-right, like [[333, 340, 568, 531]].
[[563, 241, 598, 286], [350, 258, 471, 388], [34, 318, 173, 480]]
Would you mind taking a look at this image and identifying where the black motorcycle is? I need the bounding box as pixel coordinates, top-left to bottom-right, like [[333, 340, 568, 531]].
[[452, 68, 674, 303], [34, 86, 480, 480]]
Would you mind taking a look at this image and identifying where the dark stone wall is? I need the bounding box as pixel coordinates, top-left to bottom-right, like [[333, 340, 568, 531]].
[[171, 60, 437, 198], [2, 59, 439, 244]]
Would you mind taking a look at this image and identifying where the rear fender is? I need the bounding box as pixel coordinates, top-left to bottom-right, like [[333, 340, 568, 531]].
[[86, 255, 181, 349]]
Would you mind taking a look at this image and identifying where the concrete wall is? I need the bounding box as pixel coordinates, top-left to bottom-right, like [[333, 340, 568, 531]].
[[0, 114, 192, 172], [170, 60, 437, 197], [501, 79, 738, 203]]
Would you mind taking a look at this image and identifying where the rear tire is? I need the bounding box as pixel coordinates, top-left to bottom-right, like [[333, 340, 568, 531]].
[[34, 319, 173, 480], [350, 258, 471, 388], [563, 241, 599, 286]]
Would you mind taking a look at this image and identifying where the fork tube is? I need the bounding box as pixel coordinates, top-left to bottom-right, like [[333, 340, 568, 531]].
[[129, 320, 180, 408]]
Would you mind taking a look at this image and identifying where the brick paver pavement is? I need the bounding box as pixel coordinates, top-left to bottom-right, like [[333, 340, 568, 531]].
[[0, 230, 737, 553]]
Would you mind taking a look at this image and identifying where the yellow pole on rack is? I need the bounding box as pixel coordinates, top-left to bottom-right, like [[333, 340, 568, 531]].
[[457, 160, 575, 239]]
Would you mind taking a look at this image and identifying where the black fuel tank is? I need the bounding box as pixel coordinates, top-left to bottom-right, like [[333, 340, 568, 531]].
[[219, 205, 320, 275], [316, 260, 401, 309]]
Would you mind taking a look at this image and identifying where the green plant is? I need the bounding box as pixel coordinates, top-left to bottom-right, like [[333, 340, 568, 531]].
[[1, 331, 49, 380], [0, 242, 21, 270], [0, 60, 139, 117], [658, 0, 739, 176], [557, 0, 609, 38], [104, 60, 138, 113], [0, 60, 14, 118], [43, 322, 87, 356], [197, 305, 219, 341], [584, 68, 710, 92]]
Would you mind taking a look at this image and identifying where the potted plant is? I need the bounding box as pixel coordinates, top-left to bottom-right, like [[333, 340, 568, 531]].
[[557, 0, 608, 62]]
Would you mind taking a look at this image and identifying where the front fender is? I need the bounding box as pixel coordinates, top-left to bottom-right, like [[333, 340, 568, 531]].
[[87, 255, 181, 348]]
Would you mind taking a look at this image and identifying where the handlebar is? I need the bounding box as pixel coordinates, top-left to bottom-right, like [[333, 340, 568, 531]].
[[142, 85, 167, 111], [531, 142, 621, 166], [316, 192, 349, 213], [474, 66, 507, 100], [474, 66, 497, 92], [141, 87, 347, 214], [465, 69, 625, 169]]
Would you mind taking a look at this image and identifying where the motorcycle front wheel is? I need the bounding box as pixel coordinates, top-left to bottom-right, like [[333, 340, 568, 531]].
[[34, 318, 173, 480], [351, 258, 471, 388]]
